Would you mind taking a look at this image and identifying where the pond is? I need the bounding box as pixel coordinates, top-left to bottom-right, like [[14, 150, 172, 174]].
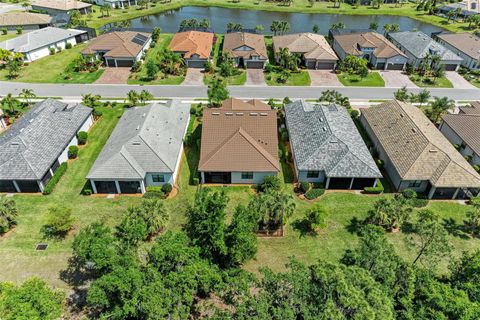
[[118, 6, 443, 35]]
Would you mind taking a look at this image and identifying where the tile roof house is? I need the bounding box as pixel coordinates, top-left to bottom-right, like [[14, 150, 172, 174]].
[[223, 32, 268, 69], [360, 100, 480, 199], [285, 100, 381, 189], [81, 31, 152, 67], [273, 32, 338, 69], [0, 12, 52, 32], [87, 101, 190, 194], [440, 102, 480, 166], [199, 98, 280, 184], [332, 31, 407, 70], [30, 0, 92, 15], [168, 31, 214, 68], [0, 26, 88, 62], [388, 31, 463, 71], [0, 99, 93, 193], [433, 32, 480, 70]]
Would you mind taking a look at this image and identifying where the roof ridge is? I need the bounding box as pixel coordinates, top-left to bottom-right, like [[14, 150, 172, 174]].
[[237, 128, 280, 171], [137, 134, 173, 172], [119, 146, 144, 178], [200, 128, 240, 169]]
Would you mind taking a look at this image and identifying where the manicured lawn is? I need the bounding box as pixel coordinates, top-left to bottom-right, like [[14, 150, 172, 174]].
[[409, 74, 453, 88], [338, 72, 385, 87], [265, 70, 311, 86], [0, 43, 104, 83], [0, 33, 18, 42], [461, 72, 480, 88], [204, 71, 246, 85]]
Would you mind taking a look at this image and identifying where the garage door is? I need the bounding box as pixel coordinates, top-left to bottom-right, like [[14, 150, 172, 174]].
[[387, 64, 404, 70], [0, 180, 16, 193], [376, 63, 386, 70], [444, 64, 458, 71], [116, 59, 134, 67], [187, 60, 206, 68], [246, 61, 264, 69], [316, 62, 335, 70]]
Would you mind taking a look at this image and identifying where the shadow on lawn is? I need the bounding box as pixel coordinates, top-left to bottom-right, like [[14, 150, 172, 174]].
[[443, 218, 471, 240], [292, 218, 318, 238], [185, 124, 201, 185]]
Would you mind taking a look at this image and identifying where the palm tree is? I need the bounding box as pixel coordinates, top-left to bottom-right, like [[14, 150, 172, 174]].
[[369, 22, 379, 31], [1, 93, 20, 115], [417, 89, 430, 106], [126, 90, 140, 106], [19, 88, 35, 106], [139, 90, 153, 105], [429, 96, 455, 123]]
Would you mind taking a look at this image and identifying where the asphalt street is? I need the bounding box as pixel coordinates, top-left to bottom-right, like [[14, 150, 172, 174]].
[[1, 82, 479, 100]]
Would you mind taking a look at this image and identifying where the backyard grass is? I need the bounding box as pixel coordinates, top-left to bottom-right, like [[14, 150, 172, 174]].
[[409, 74, 454, 88], [265, 70, 311, 86], [0, 43, 104, 83], [0, 33, 18, 42], [338, 72, 385, 87]]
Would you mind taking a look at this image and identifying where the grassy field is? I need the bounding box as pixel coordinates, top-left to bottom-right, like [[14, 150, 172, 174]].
[[338, 72, 385, 87], [410, 74, 454, 88], [265, 70, 311, 86], [0, 33, 18, 42], [0, 43, 104, 83]]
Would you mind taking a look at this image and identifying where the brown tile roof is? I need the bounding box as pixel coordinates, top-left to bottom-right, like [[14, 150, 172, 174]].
[[81, 31, 151, 58], [273, 32, 338, 61], [223, 32, 268, 59], [442, 103, 480, 156], [460, 102, 480, 115], [168, 31, 213, 59], [199, 98, 280, 173], [362, 100, 480, 188], [0, 12, 52, 27], [436, 33, 480, 60], [31, 0, 91, 11], [334, 32, 406, 59]]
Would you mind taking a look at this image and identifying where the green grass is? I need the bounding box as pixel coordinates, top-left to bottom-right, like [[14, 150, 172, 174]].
[[409, 74, 454, 88], [338, 72, 385, 87], [0, 43, 104, 83], [265, 70, 311, 86], [204, 71, 246, 85], [461, 72, 480, 88], [0, 33, 18, 42]]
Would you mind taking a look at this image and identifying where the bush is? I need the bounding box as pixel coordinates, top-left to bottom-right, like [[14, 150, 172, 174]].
[[77, 131, 88, 145], [305, 188, 325, 200], [350, 109, 360, 119], [144, 186, 165, 199], [65, 42, 72, 49], [43, 206, 74, 237], [49, 47, 55, 55], [259, 176, 282, 193], [93, 108, 103, 118], [402, 188, 417, 199], [1, 27, 6, 35], [300, 181, 310, 193], [161, 183, 173, 194], [16, 26, 22, 34], [82, 189, 92, 196], [474, 165, 480, 173], [375, 159, 384, 168], [410, 197, 429, 208], [68, 145, 79, 159], [43, 163, 67, 195], [193, 177, 199, 185], [363, 180, 384, 194]]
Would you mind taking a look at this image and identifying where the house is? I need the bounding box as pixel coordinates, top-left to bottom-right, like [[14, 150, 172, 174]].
[[433, 32, 480, 70], [30, 0, 92, 15], [90, 0, 137, 8], [388, 31, 463, 71], [199, 98, 280, 184], [87, 101, 189, 194], [332, 31, 408, 70], [223, 32, 268, 69], [360, 100, 480, 199], [0, 27, 88, 62], [168, 31, 214, 68], [272, 32, 338, 69], [284, 100, 382, 189], [0, 99, 93, 193], [0, 12, 52, 32], [81, 31, 152, 67], [440, 102, 480, 166]]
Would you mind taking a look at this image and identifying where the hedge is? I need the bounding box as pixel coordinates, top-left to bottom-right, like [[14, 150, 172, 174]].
[[364, 180, 384, 194], [68, 145, 79, 159], [143, 186, 165, 199], [299, 182, 310, 193], [77, 131, 88, 145], [161, 183, 173, 194], [43, 163, 67, 195], [305, 188, 325, 200]]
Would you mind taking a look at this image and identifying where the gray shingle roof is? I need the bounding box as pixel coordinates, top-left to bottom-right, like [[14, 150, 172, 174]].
[[0, 27, 86, 52], [0, 99, 92, 180], [285, 100, 381, 178], [87, 101, 189, 180], [388, 31, 463, 62]]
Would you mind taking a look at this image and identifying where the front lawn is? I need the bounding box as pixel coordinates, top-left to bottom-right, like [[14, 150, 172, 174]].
[[409, 74, 453, 88], [0, 33, 18, 42], [338, 72, 385, 87], [265, 70, 311, 86], [204, 70, 246, 85]]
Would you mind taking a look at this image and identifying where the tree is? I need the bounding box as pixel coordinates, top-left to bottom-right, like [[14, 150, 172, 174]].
[[319, 90, 351, 108], [330, 22, 345, 30], [1, 93, 20, 115], [408, 209, 452, 267], [6, 59, 20, 79], [417, 89, 430, 106], [42, 206, 74, 237], [207, 77, 229, 107], [394, 86, 409, 101], [312, 24, 319, 33], [218, 53, 237, 77], [465, 200, 480, 236], [366, 194, 413, 231], [427, 96, 455, 123], [126, 90, 140, 106], [431, 64, 445, 84], [145, 59, 159, 79], [0, 278, 64, 320], [116, 209, 148, 247], [450, 250, 480, 301], [254, 24, 264, 33], [369, 22, 379, 31], [0, 198, 18, 234], [249, 188, 296, 231], [304, 204, 328, 231], [152, 27, 161, 43], [81, 93, 101, 108], [139, 89, 153, 105], [224, 205, 258, 267], [383, 23, 399, 35], [19, 88, 36, 106]]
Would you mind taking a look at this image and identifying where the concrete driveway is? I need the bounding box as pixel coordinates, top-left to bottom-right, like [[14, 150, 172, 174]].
[[445, 71, 476, 89], [183, 68, 204, 85], [246, 69, 266, 86], [308, 70, 343, 87], [378, 70, 417, 88], [95, 68, 131, 84]]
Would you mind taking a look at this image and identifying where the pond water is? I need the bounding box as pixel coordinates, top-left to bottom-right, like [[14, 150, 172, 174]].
[[120, 6, 443, 35]]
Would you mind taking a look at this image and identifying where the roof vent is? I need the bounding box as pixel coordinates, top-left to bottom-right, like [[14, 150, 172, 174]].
[[322, 127, 327, 131], [212, 112, 220, 115], [136, 125, 140, 130], [429, 149, 438, 153], [250, 112, 258, 116], [11, 142, 19, 146], [319, 117, 323, 122], [411, 128, 417, 133], [236, 112, 244, 116], [225, 112, 233, 116], [400, 113, 404, 118], [260, 113, 267, 116], [142, 113, 146, 117], [132, 142, 141, 145]]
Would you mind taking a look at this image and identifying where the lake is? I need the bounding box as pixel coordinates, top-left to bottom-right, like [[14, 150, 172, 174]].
[[119, 6, 443, 35]]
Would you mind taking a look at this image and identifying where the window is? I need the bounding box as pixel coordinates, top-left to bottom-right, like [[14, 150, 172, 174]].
[[306, 171, 320, 178], [408, 180, 422, 188], [152, 174, 165, 183], [241, 172, 254, 179]]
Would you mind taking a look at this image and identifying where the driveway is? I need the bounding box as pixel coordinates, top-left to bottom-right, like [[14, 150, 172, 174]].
[[95, 68, 131, 84], [378, 70, 417, 88], [183, 68, 204, 85], [308, 70, 343, 87], [445, 71, 476, 89], [246, 69, 266, 86]]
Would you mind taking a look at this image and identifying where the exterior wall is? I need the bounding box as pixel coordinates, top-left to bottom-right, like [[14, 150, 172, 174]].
[[435, 37, 479, 70], [145, 173, 174, 186], [297, 170, 326, 183], [397, 180, 429, 193], [439, 121, 480, 165], [231, 172, 277, 184], [332, 40, 348, 60], [58, 113, 93, 164], [24, 36, 78, 62]]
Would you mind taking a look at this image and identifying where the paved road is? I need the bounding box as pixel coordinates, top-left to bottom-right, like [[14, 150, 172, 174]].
[[0, 3, 25, 13], [1, 82, 479, 100]]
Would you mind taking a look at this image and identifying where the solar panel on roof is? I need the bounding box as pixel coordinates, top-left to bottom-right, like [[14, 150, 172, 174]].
[[132, 33, 148, 46]]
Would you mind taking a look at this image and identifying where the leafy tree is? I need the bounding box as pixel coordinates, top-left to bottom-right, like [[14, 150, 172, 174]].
[[218, 53, 238, 77], [0, 278, 64, 320], [207, 77, 229, 107], [1, 93, 20, 115], [312, 24, 319, 33], [0, 198, 18, 234], [450, 250, 480, 302], [465, 200, 480, 236], [126, 90, 140, 106], [19, 88, 36, 106], [255, 24, 264, 33], [394, 86, 409, 101], [304, 204, 329, 231], [427, 96, 455, 123], [366, 194, 413, 231], [139, 89, 153, 105], [145, 59, 159, 79], [224, 205, 258, 267], [151, 27, 161, 43], [81, 93, 101, 108], [42, 206, 74, 237], [369, 22, 379, 31], [116, 207, 148, 247]]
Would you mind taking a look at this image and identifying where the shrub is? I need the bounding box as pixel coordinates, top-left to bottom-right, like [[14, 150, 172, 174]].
[[93, 108, 103, 118], [57, 46, 62, 52], [193, 177, 199, 185], [43, 163, 67, 195], [474, 165, 480, 173], [410, 197, 429, 208], [300, 181, 310, 193], [49, 47, 55, 55], [144, 186, 165, 199], [68, 145, 79, 159], [350, 109, 360, 119], [65, 42, 72, 49], [312, 182, 325, 189], [16, 26, 22, 34], [364, 180, 384, 194], [42, 206, 74, 237], [131, 60, 141, 72], [402, 188, 417, 199], [281, 130, 289, 141], [305, 188, 325, 200], [259, 176, 282, 193], [375, 159, 384, 168], [1, 28, 7, 35], [77, 131, 88, 145], [161, 183, 173, 194], [82, 189, 92, 196]]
